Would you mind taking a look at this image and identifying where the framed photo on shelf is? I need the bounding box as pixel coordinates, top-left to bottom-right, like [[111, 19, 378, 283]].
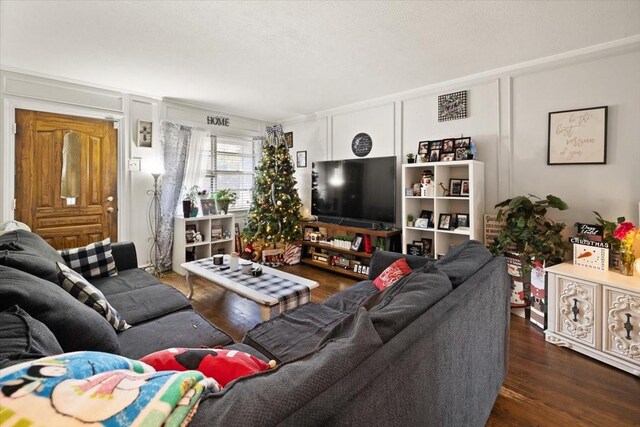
[[211, 225, 223, 240], [421, 238, 433, 256], [439, 153, 454, 162], [456, 213, 469, 228], [407, 243, 424, 257], [429, 149, 440, 162], [414, 218, 430, 229], [442, 139, 455, 153], [420, 210, 434, 228], [417, 141, 430, 156], [460, 179, 470, 196], [351, 235, 363, 252], [438, 214, 452, 230], [303, 227, 315, 240], [449, 179, 462, 196]]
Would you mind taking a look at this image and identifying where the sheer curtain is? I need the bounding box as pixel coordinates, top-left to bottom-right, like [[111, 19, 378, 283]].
[[156, 121, 191, 272], [182, 129, 211, 202]]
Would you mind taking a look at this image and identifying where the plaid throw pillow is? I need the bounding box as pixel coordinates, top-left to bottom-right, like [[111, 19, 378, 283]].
[[58, 238, 118, 279], [56, 262, 130, 331]]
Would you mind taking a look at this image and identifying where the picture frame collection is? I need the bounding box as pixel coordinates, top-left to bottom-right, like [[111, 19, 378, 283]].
[[436, 213, 470, 231], [448, 178, 470, 197], [417, 137, 471, 163]]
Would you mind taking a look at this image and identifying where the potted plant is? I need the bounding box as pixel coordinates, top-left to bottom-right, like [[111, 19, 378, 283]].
[[489, 194, 570, 271], [406, 153, 416, 164], [407, 214, 415, 227], [211, 189, 237, 214], [593, 211, 625, 268]]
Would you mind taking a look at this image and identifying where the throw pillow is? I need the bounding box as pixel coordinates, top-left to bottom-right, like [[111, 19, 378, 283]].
[[0, 305, 63, 369], [372, 257, 412, 290], [58, 238, 118, 279], [56, 262, 130, 331], [140, 347, 274, 387]]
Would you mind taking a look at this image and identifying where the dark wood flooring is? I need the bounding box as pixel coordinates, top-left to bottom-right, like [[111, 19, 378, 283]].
[[161, 264, 640, 426]]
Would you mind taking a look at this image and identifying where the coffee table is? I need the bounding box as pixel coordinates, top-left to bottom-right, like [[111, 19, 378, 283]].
[[181, 259, 319, 320]]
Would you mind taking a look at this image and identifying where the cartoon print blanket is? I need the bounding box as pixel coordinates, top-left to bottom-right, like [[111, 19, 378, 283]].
[[0, 351, 220, 426]]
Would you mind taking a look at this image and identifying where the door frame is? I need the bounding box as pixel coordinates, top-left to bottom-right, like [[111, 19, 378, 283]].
[[1, 97, 130, 241]]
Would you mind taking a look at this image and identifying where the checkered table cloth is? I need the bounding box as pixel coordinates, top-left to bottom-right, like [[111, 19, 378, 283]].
[[192, 260, 311, 314]]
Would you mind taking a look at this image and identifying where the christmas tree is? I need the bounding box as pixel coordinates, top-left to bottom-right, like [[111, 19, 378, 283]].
[[243, 124, 302, 247]]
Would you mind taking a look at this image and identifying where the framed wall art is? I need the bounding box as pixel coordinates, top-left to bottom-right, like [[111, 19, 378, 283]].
[[547, 106, 608, 165], [296, 151, 307, 168], [137, 120, 153, 147], [284, 132, 293, 148], [438, 90, 467, 122]]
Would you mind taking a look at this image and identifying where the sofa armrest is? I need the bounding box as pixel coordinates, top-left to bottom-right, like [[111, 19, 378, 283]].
[[111, 241, 138, 271], [368, 250, 432, 280]]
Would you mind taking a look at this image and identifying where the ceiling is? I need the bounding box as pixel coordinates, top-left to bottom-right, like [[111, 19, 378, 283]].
[[1, 1, 639, 121]]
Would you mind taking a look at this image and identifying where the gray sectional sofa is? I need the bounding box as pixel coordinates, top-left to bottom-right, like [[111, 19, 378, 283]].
[[0, 230, 510, 426]]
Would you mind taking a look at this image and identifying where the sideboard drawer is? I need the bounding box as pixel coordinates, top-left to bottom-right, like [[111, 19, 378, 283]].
[[604, 287, 640, 364], [556, 276, 599, 348]]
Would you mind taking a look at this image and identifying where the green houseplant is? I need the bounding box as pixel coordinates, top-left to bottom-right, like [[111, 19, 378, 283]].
[[406, 153, 416, 164], [211, 189, 237, 214], [489, 194, 570, 272]]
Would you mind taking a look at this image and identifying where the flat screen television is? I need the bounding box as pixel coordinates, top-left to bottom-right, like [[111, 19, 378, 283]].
[[311, 156, 396, 226]]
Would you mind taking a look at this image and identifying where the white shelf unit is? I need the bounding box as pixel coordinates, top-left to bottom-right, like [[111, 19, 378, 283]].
[[172, 214, 235, 275], [402, 160, 484, 258]]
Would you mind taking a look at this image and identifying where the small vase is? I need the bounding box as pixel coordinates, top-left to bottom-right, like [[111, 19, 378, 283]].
[[619, 250, 635, 276], [182, 200, 192, 218]]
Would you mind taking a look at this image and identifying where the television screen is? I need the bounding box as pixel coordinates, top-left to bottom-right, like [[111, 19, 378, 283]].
[[311, 156, 396, 225]]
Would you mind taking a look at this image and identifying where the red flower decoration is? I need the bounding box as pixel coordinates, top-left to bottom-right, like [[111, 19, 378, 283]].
[[614, 221, 635, 240]]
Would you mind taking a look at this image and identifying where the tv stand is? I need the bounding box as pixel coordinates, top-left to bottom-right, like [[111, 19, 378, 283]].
[[299, 220, 401, 280], [315, 216, 390, 230]]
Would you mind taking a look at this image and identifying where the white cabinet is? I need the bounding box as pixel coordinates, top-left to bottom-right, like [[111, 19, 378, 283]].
[[172, 214, 235, 275], [546, 263, 640, 376], [401, 160, 484, 257]]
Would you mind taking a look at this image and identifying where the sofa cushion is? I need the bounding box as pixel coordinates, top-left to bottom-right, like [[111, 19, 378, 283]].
[[105, 284, 191, 325], [191, 308, 383, 426], [0, 265, 120, 354], [0, 230, 65, 283], [90, 268, 163, 296], [367, 262, 452, 342], [242, 302, 349, 363], [58, 237, 118, 279], [323, 280, 379, 313], [117, 309, 233, 359], [373, 257, 412, 290], [140, 347, 273, 387], [0, 305, 63, 369], [435, 240, 493, 288], [368, 250, 431, 281], [56, 262, 130, 331]]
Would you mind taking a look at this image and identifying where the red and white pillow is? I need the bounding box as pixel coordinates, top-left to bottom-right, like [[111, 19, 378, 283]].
[[140, 347, 275, 387], [372, 258, 412, 290]]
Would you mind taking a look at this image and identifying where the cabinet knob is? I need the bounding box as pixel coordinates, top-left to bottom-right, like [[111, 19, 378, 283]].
[[623, 313, 633, 340], [572, 298, 580, 322], [107, 207, 115, 214]]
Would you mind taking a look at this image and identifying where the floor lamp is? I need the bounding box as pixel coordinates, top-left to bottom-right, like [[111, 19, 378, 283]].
[[148, 172, 162, 276]]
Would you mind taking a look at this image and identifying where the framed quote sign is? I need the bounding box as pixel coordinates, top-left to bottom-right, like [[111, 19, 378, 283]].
[[547, 106, 608, 165]]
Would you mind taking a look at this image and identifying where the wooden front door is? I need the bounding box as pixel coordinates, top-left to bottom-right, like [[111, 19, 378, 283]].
[[15, 109, 118, 249]]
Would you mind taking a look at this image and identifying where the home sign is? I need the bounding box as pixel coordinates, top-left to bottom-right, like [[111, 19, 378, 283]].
[[207, 116, 230, 126]]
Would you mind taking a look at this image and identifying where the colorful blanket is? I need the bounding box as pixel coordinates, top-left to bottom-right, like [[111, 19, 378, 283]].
[[0, 351, 220, 426]]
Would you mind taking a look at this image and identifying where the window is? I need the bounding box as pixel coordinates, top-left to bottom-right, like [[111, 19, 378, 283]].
[[201, 136, 259, 211]]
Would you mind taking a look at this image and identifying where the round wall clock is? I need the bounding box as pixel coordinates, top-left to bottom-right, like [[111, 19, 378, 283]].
[[351, 133, 372, 157]]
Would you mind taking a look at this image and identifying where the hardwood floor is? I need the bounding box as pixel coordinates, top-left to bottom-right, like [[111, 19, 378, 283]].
[[161, 264, 640, 426]]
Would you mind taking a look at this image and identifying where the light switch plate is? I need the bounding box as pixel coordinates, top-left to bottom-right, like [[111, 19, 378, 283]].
[[128, 158, 141, 171]]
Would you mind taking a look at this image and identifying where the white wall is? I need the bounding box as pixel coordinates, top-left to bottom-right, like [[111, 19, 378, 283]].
[[285, 39, 640, 229]]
